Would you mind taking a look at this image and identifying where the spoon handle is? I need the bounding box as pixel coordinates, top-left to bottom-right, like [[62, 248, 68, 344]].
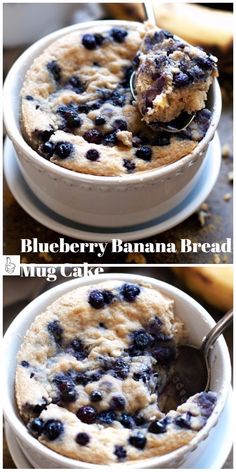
[[201, 309, 233, 358], [144, 0, 156, 24]]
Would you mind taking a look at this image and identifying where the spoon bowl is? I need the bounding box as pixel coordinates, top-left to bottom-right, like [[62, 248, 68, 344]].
[[161, 309, 233, 411]]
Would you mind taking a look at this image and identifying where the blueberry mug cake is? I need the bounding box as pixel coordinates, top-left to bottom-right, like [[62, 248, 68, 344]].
[[20, 23, 217, 176], [16, 280, 217, 464]]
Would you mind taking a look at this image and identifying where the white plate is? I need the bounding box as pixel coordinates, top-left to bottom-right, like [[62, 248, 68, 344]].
[[4, 134, 221, 242], [5, 387, 233, 469]]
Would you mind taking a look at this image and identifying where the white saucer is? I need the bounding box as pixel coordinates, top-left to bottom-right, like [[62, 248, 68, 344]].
[[5, 388, 233, 469], [4, 135, 221, 242]]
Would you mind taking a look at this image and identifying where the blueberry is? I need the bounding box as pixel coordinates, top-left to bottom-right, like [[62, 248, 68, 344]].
[[65, 76, 84, 94], [120, 283, 141, 302], [66, 112, 82, 128], [86, 149, 100, 161], [21, 360, 29, 367], [84, 129, 103, 144], [196, 56, 214, 70], [154, 55, 168, 68], [114, 445, 127, 460], [133, 369, 151, 383], [175, 412, 192, 429], [154, 333, 172, 343], [89, 100, 104, 110], [173, 72, 192, 87], [48, 320, 63, 344], [153, 134, 170, 146], [98, 410, 116, 424], [41, 141, 54, 158], [110, 28, 128, 43], [47, 61, 61, 82], [75, 432, 90, 446], [25, 95, 34, 101], [69, 371, 89, 386], [147, 317, 163, 335], [88, 370, 104, 382], [110, 395, 126, 411], [148, 419, 167, 434], [103, 131, 117, 146], [61, 388, 77, 403], [188, 65, 205, 80], [89, 289, 106, 309], [66, 339, 87, 360], [163, 30, 174, 39], [36, 128, 54, 142], [109, 90, 125, 107], [128, 347, 143, 358], [102, 290, 114, 305], [77, 104, 89, 114], [43, 420, 64, 440], [90, 390, 103, 403], [67, 76, 82, 88], [113, 358, 129, 379], [99, 322, 106, 329], [33, 397, 48, 414], [77, 406, 97, 424], [129, 432, 147, 450], [197, 392, 217, 417], [56, 104, 70, 115], [57, 106, 82, 128], [28, 418, 44, 437], [53, 374, 77, 403], [95, 116, 106, 125], [133, 330, 152, 349], [134, 415, 146, 426], [135, 146, 152, 161], [119, 413, 135, 429], [82, 34, 97, 50], [54, 142, 73, 159], [70, 338, 82, 352], [25, 399, 47, 415], [123, 159, 135, 173], [152, 346, 176, 365], [151, 30, 173, 43], [97, 88, 125, 107], [112, 119, 127, 130]]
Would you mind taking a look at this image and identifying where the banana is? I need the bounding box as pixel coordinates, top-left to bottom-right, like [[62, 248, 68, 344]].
[[172, 267, 233, 311]]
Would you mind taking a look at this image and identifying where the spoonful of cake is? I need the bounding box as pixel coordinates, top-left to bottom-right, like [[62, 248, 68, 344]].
[[159, 309, 232, 412], [130, 2, 218, 133]]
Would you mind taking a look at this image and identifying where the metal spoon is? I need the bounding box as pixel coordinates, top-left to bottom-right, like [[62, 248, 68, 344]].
[[160, 309, 233, 411], [130, 1, 196, 133]]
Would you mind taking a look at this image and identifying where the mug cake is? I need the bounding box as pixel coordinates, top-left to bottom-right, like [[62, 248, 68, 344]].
[[20, 23, 218, 176], [15, 280, 217, 464]]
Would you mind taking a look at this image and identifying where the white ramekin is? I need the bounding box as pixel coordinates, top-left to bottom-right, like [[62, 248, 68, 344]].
[[2, 274, 231, 469], [3, 20, 222, 228]]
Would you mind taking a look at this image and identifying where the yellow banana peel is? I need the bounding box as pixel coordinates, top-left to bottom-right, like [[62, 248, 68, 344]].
[[173, 267, 233, 312]]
